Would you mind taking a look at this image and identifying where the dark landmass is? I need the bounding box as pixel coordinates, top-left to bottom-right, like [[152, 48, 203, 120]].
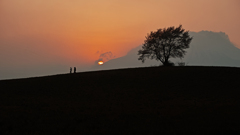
[[0, 66, 240, 135]]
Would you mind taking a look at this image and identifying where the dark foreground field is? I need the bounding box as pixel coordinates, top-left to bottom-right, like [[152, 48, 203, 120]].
[[1, 66, 240, 134]]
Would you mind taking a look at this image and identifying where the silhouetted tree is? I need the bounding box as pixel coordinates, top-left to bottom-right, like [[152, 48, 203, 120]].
[[138, 25, 193, 66]]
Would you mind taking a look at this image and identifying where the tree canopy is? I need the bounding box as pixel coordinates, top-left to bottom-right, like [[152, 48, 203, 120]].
[[138, 25, 193, 66]]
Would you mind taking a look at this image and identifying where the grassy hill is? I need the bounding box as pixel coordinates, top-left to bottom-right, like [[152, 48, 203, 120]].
[[0, 66, 240, 135]]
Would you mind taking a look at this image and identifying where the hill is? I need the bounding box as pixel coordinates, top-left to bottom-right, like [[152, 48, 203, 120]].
[[0, 66, 240, 134]]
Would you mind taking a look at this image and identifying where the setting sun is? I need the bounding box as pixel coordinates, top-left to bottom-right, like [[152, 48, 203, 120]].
[[98, 61, 104, 65]]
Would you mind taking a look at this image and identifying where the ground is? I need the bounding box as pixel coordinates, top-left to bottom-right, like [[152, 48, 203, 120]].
[[0, 66, 240, 134]]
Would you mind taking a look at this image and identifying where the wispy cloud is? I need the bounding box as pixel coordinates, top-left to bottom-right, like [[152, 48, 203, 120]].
[[95, 51, 116, 64]]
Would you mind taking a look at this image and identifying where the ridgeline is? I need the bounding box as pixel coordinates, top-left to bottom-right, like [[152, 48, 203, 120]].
[[0, 66, 240, 134]]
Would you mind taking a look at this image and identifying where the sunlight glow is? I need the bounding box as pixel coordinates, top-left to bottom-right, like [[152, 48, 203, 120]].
[[98, 61, 104, 65]]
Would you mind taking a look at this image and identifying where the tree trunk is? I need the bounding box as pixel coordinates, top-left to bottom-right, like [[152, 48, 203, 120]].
[[163, 59, 173, 66]]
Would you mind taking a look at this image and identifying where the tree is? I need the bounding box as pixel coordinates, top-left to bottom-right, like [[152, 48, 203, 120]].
[[138, 25, 193, 66]]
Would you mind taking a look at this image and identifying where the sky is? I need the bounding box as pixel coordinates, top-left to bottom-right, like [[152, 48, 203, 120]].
[[0, 0, 240, 79]]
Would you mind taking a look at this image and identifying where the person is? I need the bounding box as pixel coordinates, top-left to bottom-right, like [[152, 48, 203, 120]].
[[74, 67, 76, 73], [70, 67, 72, 73]]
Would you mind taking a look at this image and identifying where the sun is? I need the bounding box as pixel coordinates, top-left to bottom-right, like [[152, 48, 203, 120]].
[[98, 61, 104, 65]]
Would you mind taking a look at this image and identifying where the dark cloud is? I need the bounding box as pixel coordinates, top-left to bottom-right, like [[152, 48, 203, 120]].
[[99, 51, 115, 61], [94, 51, 116, 65]]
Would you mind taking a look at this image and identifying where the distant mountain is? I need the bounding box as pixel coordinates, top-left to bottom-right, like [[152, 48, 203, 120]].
[[91, 31, 240, 70], [181, 31, 240, 66]]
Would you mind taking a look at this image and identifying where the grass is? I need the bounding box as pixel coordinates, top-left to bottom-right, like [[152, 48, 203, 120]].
[[0, 66, 240, 134]]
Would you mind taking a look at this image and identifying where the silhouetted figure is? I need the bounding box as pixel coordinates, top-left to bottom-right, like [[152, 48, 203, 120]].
[[74, 67, 76, 73], [70, 67, 72, 73]]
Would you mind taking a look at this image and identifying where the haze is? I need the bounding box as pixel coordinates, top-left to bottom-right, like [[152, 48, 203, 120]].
[[0, 0, 240, 79]]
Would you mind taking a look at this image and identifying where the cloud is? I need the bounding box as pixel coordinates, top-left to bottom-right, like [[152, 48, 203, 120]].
[[94, 51, 116, 65], [99, 51, 115, 61]]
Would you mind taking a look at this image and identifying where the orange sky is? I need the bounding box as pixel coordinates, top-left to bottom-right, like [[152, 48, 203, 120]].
[[0, 0, 240, 70]]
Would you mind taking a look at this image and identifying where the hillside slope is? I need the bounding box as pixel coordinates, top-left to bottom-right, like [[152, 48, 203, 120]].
[[0, 66, 240, 134]]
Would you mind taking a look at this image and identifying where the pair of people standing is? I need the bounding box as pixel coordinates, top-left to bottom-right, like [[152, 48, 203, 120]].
[[70, 67, 76, 73]]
